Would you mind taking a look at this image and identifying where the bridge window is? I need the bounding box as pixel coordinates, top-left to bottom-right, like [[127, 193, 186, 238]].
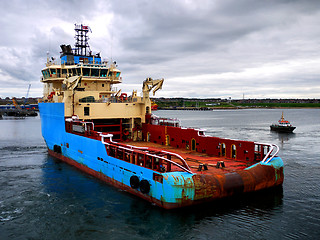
[[62, 69, 67, 77], [83, 68, 90, 76], [50, 69, 56, 75], [71, 68, 78, 76], [91, 68, 99, 77], [42, 70, 50, 79], [108, 71, 120, 78], [101, 69, 108, 77]]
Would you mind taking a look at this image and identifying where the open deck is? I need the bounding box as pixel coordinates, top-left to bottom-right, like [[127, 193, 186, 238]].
[[127, 141, 256, 173], [102, 138, 260, 175], [65, 118, 277, 175]]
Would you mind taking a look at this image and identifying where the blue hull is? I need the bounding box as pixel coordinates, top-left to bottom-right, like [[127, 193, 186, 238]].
[[39, 103, 196, 208], [39, 103, 284, 209]]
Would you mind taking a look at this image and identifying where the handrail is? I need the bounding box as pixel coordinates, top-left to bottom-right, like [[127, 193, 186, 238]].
[[157, 150, 191, 171], [100, 133, 193, 174], [255, 142, 280, 164], [66, 118, 94, 132], [83, 121, 94, 131]]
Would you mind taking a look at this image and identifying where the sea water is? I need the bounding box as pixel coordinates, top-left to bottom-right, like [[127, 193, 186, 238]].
[[1, 109, 319, 239]]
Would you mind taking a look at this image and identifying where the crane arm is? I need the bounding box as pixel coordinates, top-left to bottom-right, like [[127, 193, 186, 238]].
[[12, 97, 22, 110], [24, 84, 31, 105], [63, 76, 82, 90], [142, 77, 164, 98]]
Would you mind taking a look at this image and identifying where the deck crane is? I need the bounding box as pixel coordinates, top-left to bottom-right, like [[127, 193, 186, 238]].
[[142, 77, 164, 99]]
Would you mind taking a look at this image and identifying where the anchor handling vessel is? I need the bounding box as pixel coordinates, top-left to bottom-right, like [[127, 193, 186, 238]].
[[39, 24, 284, 209]]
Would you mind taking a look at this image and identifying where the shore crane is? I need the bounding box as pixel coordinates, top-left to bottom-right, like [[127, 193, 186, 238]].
[[24, 84, 31, 105]]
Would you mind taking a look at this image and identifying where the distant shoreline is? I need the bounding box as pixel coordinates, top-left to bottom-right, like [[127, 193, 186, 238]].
[[158, 106, 320, 111], [155, 98, 320, 110]]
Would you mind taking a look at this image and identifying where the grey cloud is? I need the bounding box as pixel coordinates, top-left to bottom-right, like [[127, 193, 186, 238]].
[[1, 0, 320, 98]]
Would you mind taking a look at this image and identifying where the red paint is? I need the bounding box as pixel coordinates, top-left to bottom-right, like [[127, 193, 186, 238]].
[[142, 123, 255, 161]]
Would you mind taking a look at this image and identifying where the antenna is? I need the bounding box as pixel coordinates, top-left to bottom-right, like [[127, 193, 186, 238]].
[[110, 24, 114, 61], [46, 51, 50, 64]]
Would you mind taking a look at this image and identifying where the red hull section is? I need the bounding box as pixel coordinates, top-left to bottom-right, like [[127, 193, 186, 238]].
[[142, 123, 258, 161]]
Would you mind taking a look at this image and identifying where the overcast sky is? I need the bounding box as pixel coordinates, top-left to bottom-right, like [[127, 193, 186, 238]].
[[0, 0, 319, 99]]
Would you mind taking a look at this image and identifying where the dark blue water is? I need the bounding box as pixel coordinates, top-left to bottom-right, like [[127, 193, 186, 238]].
[[1, 109, 319, 239]]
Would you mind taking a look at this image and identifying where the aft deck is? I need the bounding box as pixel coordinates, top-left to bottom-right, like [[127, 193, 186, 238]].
[[129, 141, 257, 173], [103, 139, 259, 175]]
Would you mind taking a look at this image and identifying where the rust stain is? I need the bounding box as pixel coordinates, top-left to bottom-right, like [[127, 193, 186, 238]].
[[163, 175, 169, 180], [192, 163, 284, 201], [192, 174, 221, 200], [183, 177, 193, 188]]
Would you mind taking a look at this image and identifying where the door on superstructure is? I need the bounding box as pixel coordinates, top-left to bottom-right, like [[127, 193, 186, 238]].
[[221, 143, 226, 157], [165, 135, 170, 146], [191, 138, 196, 151], [231, 144, 236, 158], [147, 132, 151, 142]]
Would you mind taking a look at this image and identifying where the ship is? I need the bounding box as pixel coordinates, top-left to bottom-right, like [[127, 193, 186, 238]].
[[38, 24, 284, 209], [270, 112, 296, 133]]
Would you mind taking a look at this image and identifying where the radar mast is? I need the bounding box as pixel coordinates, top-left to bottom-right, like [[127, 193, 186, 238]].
[[74, 24, 92, 56]]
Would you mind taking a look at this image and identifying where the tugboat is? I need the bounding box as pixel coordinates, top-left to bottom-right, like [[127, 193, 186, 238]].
[[38, 24, 284, 209], [270, 112, 296, 133]]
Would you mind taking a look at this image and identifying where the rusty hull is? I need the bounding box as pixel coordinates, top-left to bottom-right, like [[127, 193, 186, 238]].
[[150, 157, 283, 209], [192, 162, 284, 202]]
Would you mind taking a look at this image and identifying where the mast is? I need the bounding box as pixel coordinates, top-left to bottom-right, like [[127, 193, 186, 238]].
[[74, 24, 92, 56]]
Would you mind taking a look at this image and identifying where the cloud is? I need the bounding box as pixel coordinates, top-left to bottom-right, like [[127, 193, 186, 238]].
[[0, 0, 320, 99]]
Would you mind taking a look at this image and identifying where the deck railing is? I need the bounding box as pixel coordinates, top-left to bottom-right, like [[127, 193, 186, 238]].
[[100, 133, 193, 174], [66, 118, 280, 168], [255, 142, 279, 164]]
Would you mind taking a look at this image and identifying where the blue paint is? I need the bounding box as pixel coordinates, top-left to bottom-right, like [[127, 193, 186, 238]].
[[39, 102, 194, 205], [61, 55, 101, 64], [245, 156, 284, 170]]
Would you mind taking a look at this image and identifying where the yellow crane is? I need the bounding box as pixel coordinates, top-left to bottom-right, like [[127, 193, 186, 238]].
[[142, 77, 164, 99], [12, 97, 22, 110]]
